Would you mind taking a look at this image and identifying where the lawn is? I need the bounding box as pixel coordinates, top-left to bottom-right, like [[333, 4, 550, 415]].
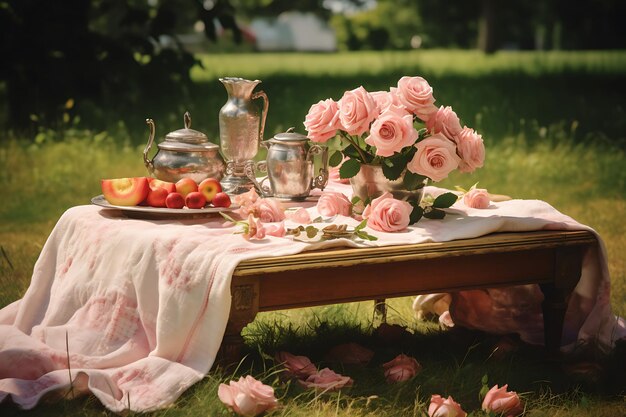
[[1, 50, 625, 416]]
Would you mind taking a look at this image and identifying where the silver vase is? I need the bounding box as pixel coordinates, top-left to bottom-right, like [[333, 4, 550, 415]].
[[349, 164, 427, 205]]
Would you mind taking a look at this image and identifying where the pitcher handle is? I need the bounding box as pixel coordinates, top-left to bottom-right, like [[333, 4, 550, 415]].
[[252, 90, 269, 142], [308, 145, 329, 191], [244, 160, 272, 197], [144, 118, 156, 174]]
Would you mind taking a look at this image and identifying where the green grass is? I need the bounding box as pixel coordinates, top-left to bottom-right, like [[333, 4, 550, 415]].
[[1, 50, 626, 416]]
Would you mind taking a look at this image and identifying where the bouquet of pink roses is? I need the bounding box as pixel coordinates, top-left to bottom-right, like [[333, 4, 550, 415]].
[[303, 75, 485, 192]]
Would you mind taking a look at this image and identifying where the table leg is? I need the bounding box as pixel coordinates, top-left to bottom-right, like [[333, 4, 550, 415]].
[[217, 277, 259, 366], [374, 298, 387, 323], [540, 246, 585, 358]]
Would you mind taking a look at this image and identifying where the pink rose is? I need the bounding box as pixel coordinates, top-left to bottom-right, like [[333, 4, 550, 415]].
[[264, 221, 286, 237], [251, 198, 285, 222], [371, 90, 402, 114], [275, 351, 317, 380], [234, 188, 260, 216], [426, 106, 462, 140], [456, 127, 485, 173], [299, 368, 353, 391], [365, 105, 419, 157], [382, 354, 422, 383], [396, 76, 438, 121], [482, 384, 524, 417], [428, 394, 467, 417], [407, 133, 460, 182], [316, 191, 352, 217], [374, 323, 412, 344], [218, 375, 278, 417], [463, 188, 490, 209], [286, 207, 312, 224], [304, 99, 340, 143], [337, 86, 378, 136], [325, 342, 374, 365], [363, 191, 412, 232], [243, 214, 265, 240]]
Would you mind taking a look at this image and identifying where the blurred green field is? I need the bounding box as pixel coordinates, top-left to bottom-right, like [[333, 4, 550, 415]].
[[1, 50, 625, 416]]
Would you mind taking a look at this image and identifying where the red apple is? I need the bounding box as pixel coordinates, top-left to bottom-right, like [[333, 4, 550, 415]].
[[146, 186, 168, 207], [198, 178, 222, 203], [101, 177, 149, 206], [211, 192, 231, 208], [165, 192, 185, 209], [148, 178, 176, 193], [175, 177, 198, 198], [185, 191, 206, 209]]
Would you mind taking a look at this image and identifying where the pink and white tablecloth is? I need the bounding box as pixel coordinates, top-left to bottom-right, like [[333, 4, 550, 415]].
[[1, 182, 624, 412]]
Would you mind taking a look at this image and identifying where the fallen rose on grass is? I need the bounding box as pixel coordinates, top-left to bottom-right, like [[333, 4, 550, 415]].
[[275, 351, 316, 380], [218, 375, 278, 417], [382, 354, 422, 383], [428, 394, 467, 417], [299, 368, 353, 391], [316, 191, 352, 217], [438, 311, 455, 328], [482, 384, 524, 417], [363, 192, 412, 232], [374, 323, 413, 344]]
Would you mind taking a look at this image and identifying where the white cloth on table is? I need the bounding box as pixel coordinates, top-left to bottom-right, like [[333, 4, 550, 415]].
[[1, 182, 623, 411]]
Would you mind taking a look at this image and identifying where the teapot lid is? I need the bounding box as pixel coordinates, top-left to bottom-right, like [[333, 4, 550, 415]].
[[159, 112, 218, 152], [271, 128, 309, 143]]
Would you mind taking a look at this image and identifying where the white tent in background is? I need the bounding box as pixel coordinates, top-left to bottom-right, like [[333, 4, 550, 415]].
[[250, 11, 337, 52]]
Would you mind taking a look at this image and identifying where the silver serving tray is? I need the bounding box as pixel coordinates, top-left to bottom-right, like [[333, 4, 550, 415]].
[[91, 195, 239, 220]]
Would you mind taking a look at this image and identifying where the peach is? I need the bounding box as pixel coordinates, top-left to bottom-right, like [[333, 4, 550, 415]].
[[175, 177, 198, 198], [185, 191, 206, 209], [165, 192, 185, 209], [212, 192, 231, 208], [148, 178, 176, 193], [146, 186, 168, 207], [101, 177, 149, 206], [198, 178, 222, 203]]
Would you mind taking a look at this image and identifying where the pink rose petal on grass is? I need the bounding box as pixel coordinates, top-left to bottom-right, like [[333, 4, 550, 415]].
[[218, 375, 278, 417], [325, 342, 374, 365], [482, 384, 524, 417], [299, 368, 353, 391], [275, 351, 317, 380], [428, 394, 467, 417], [382, 354, 422, 383]]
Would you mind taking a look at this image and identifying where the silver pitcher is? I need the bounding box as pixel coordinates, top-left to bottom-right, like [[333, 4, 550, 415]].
[[218, 77, 269, 194], [251, 129, 329, 200], [144, 112, 225, 183]]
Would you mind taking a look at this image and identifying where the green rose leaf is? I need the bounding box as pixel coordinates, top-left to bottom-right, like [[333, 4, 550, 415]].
[[409, 205, 424, 224], [342, 144, 361, 160], [382, 161, 404, 181], [329, 150, 343, 167], [339, 158, 361, 179], [424, 208, 446, 219], [403, 171, 427, 190], [433, 192, 458, 208], [354, 218, 368, 232]]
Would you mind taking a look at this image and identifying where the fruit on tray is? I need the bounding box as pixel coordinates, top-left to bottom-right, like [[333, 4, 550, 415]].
[[165, 192, 185, 209], [198, 178, 222, 203], [148, 178, 176, 193], [101, 177, 150, 206], [212, 192, 231, 208], [185, 191, 207, 209], [146, 186, 168, 207], [175, 177, 198, 198]]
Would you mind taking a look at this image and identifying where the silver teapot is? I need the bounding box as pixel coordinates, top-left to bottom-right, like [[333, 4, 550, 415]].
[[251, 129, 328, 200], [143, 112, 225, 183]]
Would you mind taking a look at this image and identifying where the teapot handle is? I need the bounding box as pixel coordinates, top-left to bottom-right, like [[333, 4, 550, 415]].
[[308, 145, 329, 191], [143, 119, 156, 174], [252, 90, 269, 142], [244, 160, 272, 197]]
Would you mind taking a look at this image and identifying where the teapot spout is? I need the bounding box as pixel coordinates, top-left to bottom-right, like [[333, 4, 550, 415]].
[[219, 77, 261, 99], [143, 118, 156, 174]]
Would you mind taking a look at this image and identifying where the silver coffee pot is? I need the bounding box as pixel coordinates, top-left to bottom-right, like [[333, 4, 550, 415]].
[[143, 112, 225, 183], [252, 129, 329, 200]]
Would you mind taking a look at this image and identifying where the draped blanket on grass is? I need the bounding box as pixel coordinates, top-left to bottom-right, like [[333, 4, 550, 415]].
[[1, 183, 624, 412]]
